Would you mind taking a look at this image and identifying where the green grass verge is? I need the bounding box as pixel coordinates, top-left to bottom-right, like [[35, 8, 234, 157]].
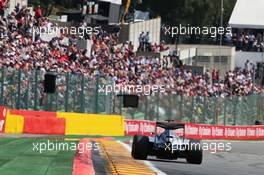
[[24, 135, 132, 142], [0, 138, 77, 175]]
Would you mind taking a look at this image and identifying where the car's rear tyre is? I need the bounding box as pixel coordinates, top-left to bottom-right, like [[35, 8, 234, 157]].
[[186, 139, 203, 164], [131, 135, 149, 160]]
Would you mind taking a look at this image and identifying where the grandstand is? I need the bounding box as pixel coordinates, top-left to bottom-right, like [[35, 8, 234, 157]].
[[0, 1, 264, 175], [229, 0, 264, 86], [0, 0, 263, 125]]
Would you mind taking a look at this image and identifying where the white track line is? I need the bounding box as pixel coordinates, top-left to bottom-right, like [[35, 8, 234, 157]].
[[117, 141, 167, 175]]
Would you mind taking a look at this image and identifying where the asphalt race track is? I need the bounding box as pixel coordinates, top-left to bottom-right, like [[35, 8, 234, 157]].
[[146, 141, 264, 175]]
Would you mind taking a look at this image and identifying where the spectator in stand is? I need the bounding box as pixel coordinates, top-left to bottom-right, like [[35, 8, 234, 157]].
[[144, 31, 150, 51], [237, 33, 243, 50], [138, 31, 144, 51], [35, 5, 43, 21], [212, 68, 219, 84], [243, 33, 249, 50], [15, 3, 20, 13], [0, 0, 5, 17], [159, 40, 169, 51], [248, 33, 255, 50], [138, 33, 169, 53], [225, 32, 232, 46], [244, 60, 250, 71], [233, 32, 264, 52]]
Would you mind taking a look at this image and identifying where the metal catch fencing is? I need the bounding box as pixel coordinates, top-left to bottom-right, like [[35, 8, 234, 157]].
[[0, 67, 263, 125]]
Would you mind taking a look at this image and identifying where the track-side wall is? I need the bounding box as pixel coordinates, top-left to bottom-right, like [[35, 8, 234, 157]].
[[2, 107, 124, 136], [2, 106, 264, 139]]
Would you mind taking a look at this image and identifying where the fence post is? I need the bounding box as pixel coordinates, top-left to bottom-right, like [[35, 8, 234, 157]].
[[130, 108, 134, 120], [223, 98, 227, 125], [191, 96, 194, 123], [119, 95, 122, 115], [94, 76, 99, 114], [179, 95, 183, 120], [144, 96, 148, 120], [233, 97, 237, 125], [34, 70, 38, 111], [47, 94, 52, 111], [213, 97, 217, 124], [156, 93, 160, 121], [168, 94, 172, 121], [104, 78, 111, 114], [55, 91, 58, 111], [262, 95, 264, 121], [80, 74, 85, 113], [65, 73, 69, 112], [107, 85, 113, 114], [203, 96, 207, 123], [25, 83, 29, 110], [0, 68, 4, 105], [17, 69, 21, 109]]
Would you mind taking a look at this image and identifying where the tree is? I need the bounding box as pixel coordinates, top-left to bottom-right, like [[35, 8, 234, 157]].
[[29, 0, 84, 16], [138, 0, 237, 43]]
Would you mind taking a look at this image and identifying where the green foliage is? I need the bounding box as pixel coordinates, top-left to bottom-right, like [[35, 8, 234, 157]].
[[141, 0, 236, 27], [137, 0, 236, 43], [28, 0, 236, 27], [28, 0, 84, 16]]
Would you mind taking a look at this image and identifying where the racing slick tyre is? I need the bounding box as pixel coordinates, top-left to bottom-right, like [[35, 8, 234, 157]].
[[131, 135, 149, 160], [186, 139, 203, 164]]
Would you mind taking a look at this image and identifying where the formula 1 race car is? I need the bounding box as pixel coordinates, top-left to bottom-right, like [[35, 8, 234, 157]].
[[131, 121, 203, 164]]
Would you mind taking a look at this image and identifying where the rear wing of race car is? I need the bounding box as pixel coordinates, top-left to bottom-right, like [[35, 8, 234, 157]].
[[154, 121, 186, 139], [156, 121, 185, 130]]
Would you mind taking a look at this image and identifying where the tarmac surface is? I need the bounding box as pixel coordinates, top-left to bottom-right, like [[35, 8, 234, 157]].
[[146, 141, 264, 175]]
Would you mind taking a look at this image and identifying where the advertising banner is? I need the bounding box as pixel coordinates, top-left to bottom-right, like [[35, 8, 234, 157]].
[[125, 120, 264, 140], [125, 120, 156, 136]]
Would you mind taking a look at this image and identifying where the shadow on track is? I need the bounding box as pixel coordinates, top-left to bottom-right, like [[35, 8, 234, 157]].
[[147, 158, 188, 164]]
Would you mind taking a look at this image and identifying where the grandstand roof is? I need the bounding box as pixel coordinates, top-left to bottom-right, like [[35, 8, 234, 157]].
[[229, 0, 264, 29]]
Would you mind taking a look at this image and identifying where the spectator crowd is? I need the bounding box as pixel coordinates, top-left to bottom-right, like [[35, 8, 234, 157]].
[[226, 32, 264, 52], [0, 4, 263, 97], [138, 31, 168, 52]]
